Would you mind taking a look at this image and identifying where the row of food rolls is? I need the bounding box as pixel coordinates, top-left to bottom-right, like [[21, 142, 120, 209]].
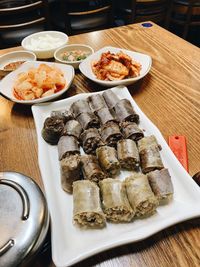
[[73, 169, 173, 228], [42, 89, 143, 147], [58, 133, 165, 193], [41, 89, 173, 228]]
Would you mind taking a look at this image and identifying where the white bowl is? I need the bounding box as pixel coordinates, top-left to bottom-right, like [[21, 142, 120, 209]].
[[0, 61, 74, 105], [0, 50, 36, 70], [79, 46, 152, 87], [21, 31, 68, 59], [54, 44, 94, 69]]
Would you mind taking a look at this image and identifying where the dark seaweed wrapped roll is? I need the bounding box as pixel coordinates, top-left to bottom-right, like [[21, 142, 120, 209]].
[[60, 154, 81, 194], [102, 89, 120, 109], [51, 109, 74, 123], [120, 121, 144, 141], [147, 168, 174, 203], [42, 116, 64, 145], [77, 112, 100, 130], [58, 135, 80, 160], [63, 119, 82, 140], [96, 107, 117, 125], [71, 99, 91, 117], [117, 139, 140, 170], [96, 146, 120, 176], [99, 178, 134, 222], [73, 180, 106, 228], [138, 135, 163, 174], [114, 99, 139, 123], [100, 121, 122, 147], [88, 94, 107, 112], [81, 155, 106, 182], [81, 128, 104, 154], [125, 173, 158, 217]]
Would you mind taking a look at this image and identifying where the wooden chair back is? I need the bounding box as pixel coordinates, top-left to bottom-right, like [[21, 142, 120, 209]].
[[115, 0, 169, 26], [0, 0, 50, 48], [165, 0, 200, 39], [59, 0, 114, 35]]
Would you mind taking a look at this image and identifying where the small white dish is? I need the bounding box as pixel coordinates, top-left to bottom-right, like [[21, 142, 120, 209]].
[[22, 31, 68, 59], [0, 50, 36, 71], [79, 46, 152, 87], [0, 61, 74, 105], [54, 44, 94, 69]]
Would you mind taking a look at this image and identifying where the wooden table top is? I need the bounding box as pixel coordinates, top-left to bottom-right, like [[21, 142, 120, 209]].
[[0, 22, 200, 267]]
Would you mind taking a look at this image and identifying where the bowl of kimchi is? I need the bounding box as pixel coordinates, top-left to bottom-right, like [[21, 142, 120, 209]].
[[0, 61, 74, 104], [79, 46, 152, 87]]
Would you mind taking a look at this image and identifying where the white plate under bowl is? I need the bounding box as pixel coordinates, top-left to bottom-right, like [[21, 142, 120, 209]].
[[0, 50, 36, 70], [32, 85, 200, 267], [79, 46, 152, 87], [0, 61, 74, 105]]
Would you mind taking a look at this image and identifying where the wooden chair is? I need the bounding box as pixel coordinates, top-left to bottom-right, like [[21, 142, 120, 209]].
[[0, 0, 51, 48], [115, 0, 169, 26], [51, 0, 115, 35], [165, 0, 200, 39]]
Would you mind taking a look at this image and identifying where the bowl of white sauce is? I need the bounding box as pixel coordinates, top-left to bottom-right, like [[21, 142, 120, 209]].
[[22, 31, 68, 59]]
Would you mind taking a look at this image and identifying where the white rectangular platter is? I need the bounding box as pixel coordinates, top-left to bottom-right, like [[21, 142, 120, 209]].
[[32, 85, 200, 267]]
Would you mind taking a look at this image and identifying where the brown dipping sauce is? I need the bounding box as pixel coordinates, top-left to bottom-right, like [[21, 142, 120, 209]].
[[3, 61, 25, 71]]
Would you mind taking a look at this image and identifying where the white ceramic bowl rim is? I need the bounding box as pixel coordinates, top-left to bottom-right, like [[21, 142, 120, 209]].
[[21, 31, 68, 51], [0, 50, 37, 70], [54, 44, 94, 64], [0, 50, 36, 59]]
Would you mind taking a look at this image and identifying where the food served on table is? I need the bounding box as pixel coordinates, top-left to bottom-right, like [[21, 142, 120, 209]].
[[99, 178, 134, 222], [25, 33, 65, 50], [3, 61, 25, 71], [81, 128, 104, 155], [147, 169, 174, 203], [71, 99, 91, 117], [73, 180, 106, 228], [96, 146, 120, 176], [60, 154, 81, 193], [61, 50, 90, 62], [41, 88, 174, 229], [92, 51, 141, 81], [117, 139, 140, 170], [114, 99, 139, 123], [42, 116, 64, 145], [13, 63, 66, 100], [58, 135, 80, 160], [77, 112, 100, 130], [120, 121, 144, 141], [138, 135, 164, 173], [63, 120, 82, 140], [102, 89, 120, 109], [100, 121, 122, 147], [51, 109, 74, 123], [88, 94, 107, 112], [125, 173, 158, 217], [96, 107, 117, 125], [81, 155, 106, 183]]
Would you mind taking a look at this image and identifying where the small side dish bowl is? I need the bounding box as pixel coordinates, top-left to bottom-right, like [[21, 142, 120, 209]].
[[79, 46, 152, 87], [0, 50, 36, 71], [0, 61, 74, 105], [54, 44, 94, 69], [22, 31, 68, 59]]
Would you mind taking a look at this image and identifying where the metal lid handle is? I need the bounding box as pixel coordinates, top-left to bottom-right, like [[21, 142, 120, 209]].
[[0, 239, 15, 256], [0, 179, 30, 220]]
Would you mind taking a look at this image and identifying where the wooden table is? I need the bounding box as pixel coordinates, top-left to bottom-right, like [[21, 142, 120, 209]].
[[0, 22, 200, 267]]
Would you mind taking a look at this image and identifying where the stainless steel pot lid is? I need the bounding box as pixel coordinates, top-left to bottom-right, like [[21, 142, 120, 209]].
[[0, 172, 49, 267]]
